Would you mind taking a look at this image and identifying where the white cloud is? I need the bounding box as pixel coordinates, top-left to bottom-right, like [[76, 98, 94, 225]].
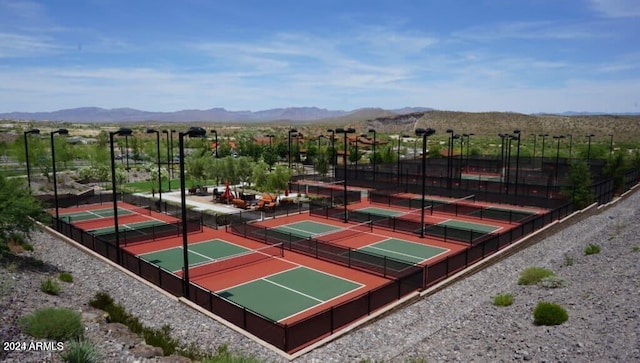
[[588, 0, 640, 18]]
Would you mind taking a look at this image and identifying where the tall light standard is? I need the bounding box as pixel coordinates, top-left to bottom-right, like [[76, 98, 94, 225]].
[[553, 135, 565, 184], [566, 134, 573, 159], [368, 129, 377, 181], [335, 127, 355, 222], [498, 133, 508, 187], [179, 127, 207, 298], [396, 134, 409, 175], [416, 127, 436, 238], [446, 129, 454, 189], [109, 127, 133, 264], [162, 130, 172, 191], [50, 128, 69, 230], [586, 134, 595, 162], [512, 130, 521, 196], [327, 129, 336, 179], [539, 133, 549, 169], [23, 129, 40, 190], [288, 128, 298, 169], [265, 134, 275, 147], [210, 129, 218, 158], [463, 133, 474, 172], [609, 133, 614, 155], [146, 129, 163, 209]]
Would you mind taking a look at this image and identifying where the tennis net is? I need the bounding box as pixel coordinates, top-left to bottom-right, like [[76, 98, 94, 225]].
[[312, 220, 373, 244], [189, 243, 284, 279]]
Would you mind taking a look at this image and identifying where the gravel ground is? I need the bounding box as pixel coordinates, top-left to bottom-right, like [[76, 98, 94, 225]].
[[1, 189, 639, 362]]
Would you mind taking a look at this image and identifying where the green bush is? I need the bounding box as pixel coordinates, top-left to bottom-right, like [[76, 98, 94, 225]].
[[21, 243, 34, 251], [563, 254, 574, 267], [533, 302, 569, 325], [518, 267, 555, 285], [584, 244, 601, 255], [538, 275, 565, 289], [632, 246, 640, 252], [61, 340, 98, 363], [18, 307, 83, 340], [59, 272, 74, 283], [143, 324, 179, 356], [89, 291, 114, 310], [41, 278, 61, 295], [201, 344, 264, 363], [492, 293, 514, 307]]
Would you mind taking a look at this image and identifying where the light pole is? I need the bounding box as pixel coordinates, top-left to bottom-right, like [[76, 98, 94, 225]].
[[162, 130, 172, 191], [553, 135, 565, 184], [23, 129, 40, 190], [446, 129, 454, 189], [179, 127, 207, 298], [609, 133, 614, 155], [265, 134, 275, 147], [109, 127, 133, 264], [567, 134, 573, 159], [146, 129, 162, 209], [539, 133, 549, 169], [512, 130, 521, 196], [498, 133, 508, 187], [327, 129, 336, 179], [586, 134, 595, 162], [288, 128, 298, 169], [463, 133, 474, 172], [210, 129, 218, 158], [416, 127, 436, 238], [50, 128, 69, 230], [336, 127, 355, 222], [396, 134, 408, 175], [368, 129, 377, 181]]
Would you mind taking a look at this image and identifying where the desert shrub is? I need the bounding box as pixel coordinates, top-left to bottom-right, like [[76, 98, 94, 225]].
[[518, 267, 555, 285], [18, 307, 83, 340], [59, 272, 74, 283], [61, 340, 98, 363], [538, 275, 565, 289], [41, 278, 61, 295], [584, 244, 601, 255], [143, 324, 179, 356], [563, 254, 573, 267], [492, 293, 514, 307], [89, 291, 114, 310], [201, 344, 264, 363], [533, 302, 568, 325], [21, 243, 34, 251], [632, 246, 640, 252]]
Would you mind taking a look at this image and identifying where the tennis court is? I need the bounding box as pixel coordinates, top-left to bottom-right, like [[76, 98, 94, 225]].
[[356, 207, 404, 217], [218, 266, 363, 322], [139, 239, 257, 272], [58, 207, 140, 223], [356, 238, 448, 265], [270, 220, 343, 239], [88, 219, 171, 236]]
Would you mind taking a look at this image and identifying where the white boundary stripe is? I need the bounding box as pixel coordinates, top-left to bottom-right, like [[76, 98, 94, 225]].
[[261, 278, 324, 303], [362, 245, 424, 263]]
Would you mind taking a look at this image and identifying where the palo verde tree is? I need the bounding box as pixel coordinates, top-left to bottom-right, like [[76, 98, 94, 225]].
[[0, 174, 44, 258]]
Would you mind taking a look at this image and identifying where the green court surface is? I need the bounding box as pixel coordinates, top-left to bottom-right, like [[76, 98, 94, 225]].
[[139, 239, 250, 272], [218, 266, 362, 321], [355, 207, 404, 217], [468, 207, 535, 221], [88, 219, 169, 236], [271, 221, 342, 238], [439, 219, 501, 233], [357, 238, 447, 265], [59, 207, 134, 222]]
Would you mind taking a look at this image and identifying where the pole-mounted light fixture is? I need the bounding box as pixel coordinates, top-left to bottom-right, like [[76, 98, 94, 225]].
[[146, 128, 163, 209], [335, 127, 355, 222], [23, 129, 40, 190], [109, 127, 133, 264], [50, 128, 69, 230], [415, 127, 436, 237]]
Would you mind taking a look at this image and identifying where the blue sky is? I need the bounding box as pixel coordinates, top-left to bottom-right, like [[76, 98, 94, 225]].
[[1, 0, 639, 114]]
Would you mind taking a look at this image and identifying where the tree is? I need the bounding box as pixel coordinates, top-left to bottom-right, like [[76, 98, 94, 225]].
[[261, 146, 279, 169], [603, 152, 627, 195], [314, 149, 330, 178], [185, 154, 208, 186], [0, 174, 44, 258], [265, 165, 292, 193], [236, 157, 253, 187], [252, 162, 269, 189], [561, 160, 594, 209]]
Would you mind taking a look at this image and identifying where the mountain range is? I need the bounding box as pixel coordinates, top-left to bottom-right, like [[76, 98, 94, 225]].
[[0, 107, 433, 123]]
